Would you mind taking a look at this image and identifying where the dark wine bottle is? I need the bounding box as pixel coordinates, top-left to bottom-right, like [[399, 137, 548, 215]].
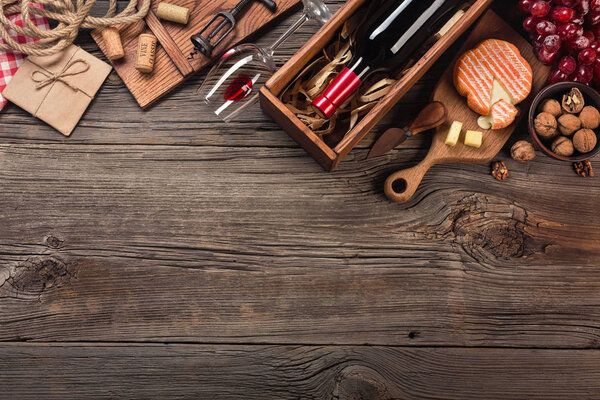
[[312, 0, 461, 119]]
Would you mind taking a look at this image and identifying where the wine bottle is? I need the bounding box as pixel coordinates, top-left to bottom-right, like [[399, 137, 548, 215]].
[[312, 0, 461, 119]]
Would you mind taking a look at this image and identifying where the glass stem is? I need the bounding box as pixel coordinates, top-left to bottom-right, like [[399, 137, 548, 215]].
[[267, 12, 309, 57]]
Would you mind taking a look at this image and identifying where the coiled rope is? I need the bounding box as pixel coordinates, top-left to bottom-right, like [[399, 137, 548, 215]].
[[0, 0, 151, 56]]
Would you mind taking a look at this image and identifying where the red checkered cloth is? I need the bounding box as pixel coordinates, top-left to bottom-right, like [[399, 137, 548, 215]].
[[0, 6, 49, 110]]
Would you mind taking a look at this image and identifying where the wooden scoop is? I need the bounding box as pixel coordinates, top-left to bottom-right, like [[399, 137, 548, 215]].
[[367, 102, 448, 159]]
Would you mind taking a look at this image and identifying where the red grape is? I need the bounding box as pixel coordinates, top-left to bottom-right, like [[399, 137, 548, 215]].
[[574, 64, 594, 83], [558, 22, 584, 40], [543, 49, 561, 65], [536, 19, 558, 35], [543, 34, 562, 51], [592, 0, 600, 11], [583, 30, 596, 41], [519, 0, 534, 13], [532, 1, 551, 17], [552, 6, 576, 22], [538, 47, 561, 64], [548, 69, 570, 83], [566, 35, 591, 53], [524, 16, 540, 33], [579, 48, 597, 64], [558, 55, 578, 74]]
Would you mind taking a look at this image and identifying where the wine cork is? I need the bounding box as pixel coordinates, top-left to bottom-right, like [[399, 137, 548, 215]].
[[101, 27, 125, 61], [135, 34, 158, 73], [156, 2, 190, 25]]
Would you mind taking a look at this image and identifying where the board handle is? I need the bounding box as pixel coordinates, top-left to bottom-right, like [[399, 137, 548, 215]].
[[384, 158, 434, 203]]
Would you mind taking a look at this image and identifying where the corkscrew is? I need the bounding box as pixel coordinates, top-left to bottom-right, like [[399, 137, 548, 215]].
[[189, 0, 278, 60]]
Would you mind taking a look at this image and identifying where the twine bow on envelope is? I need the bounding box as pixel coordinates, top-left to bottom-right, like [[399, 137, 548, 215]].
[[31, 59, 90, 92]]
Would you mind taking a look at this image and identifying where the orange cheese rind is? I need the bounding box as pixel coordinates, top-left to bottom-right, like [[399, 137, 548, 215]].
[[490, 99, 519, 130], [454, 39, 532, 129]]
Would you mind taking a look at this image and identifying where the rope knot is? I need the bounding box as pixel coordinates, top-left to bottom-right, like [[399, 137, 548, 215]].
[[31, 58, 90, 91]]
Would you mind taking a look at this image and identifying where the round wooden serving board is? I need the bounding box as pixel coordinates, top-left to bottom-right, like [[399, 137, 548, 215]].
[[385, 10, 550, 203]]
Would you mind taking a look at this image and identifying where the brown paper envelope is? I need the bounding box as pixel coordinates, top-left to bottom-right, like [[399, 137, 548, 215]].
[[33, 46, 112, 135], [3, 45, 112, 136]]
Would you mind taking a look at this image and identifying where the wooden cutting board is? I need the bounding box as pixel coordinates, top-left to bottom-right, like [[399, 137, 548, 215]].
[[92, 0, 300, 109], [384, 10, 550, 203]]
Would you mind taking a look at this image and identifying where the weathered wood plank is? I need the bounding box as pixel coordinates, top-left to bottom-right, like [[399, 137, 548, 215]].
[[1, 344, 600, 399], [1, 144, 599, 346]]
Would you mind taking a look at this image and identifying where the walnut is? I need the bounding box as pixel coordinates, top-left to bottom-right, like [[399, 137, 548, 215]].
[[579, 106, 600, 129], [573, 128, 598, 153], [562, 87, 585, 114], [491, 161, 509, 181], [558, 113, 581, 136], [539, 98, 562, 117], [510, 140, 536, 163], [551, 136, 575, 157], [534, 112, 558, 139], [573, 160, 594, 177]]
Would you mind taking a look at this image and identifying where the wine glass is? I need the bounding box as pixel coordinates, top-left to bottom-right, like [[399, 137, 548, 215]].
[[197, 0, 331, 122]]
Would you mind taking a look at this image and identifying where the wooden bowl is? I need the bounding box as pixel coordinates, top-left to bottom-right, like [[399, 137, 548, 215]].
[[528, 81, 600, 162]]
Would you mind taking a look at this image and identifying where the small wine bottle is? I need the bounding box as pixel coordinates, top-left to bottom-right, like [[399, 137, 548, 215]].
[[312, 0, 461, 119]]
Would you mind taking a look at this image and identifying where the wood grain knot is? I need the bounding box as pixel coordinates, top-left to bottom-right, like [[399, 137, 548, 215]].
[[333, 365, 393, 400], [44, 235, 64, 249], [408, 330, 420, 339], [0, 257, 74, 299], [449, 195, 531, 260]]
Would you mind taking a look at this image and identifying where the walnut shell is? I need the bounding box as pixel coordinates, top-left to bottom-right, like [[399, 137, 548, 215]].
[[579, 106, 600, 129], [534, 112, 558, 139], [573, 128, 598, 153], [562, 87, 585, 114], [510, 140, 536, 163], [551, 136, 575, 157], [491, 161, 509, 181], [558, 113, 581, 136], [574, 160, 594, 177], [539, 99, 562, 117]]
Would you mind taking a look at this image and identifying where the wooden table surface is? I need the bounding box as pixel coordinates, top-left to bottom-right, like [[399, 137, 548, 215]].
[[2, 1, 600, 398]]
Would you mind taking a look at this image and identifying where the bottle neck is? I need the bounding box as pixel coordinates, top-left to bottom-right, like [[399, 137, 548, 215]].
[[347, 56, 371, 80]]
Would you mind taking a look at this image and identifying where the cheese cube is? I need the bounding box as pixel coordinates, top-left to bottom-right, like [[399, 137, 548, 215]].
[[445, 121, 463, 146], [464, 130, 483, 148]]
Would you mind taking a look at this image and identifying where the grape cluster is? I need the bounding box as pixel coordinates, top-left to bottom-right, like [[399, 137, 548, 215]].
[[519, 0, 600, 87]]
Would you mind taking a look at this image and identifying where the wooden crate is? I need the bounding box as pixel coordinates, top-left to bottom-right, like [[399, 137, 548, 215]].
[[259, 0, 495, 171]]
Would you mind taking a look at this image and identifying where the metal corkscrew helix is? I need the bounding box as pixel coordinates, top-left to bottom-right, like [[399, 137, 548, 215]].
[[189, 0, 278, 59]]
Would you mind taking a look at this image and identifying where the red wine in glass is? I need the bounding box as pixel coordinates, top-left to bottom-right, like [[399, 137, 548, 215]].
[[224, 76, 255, 102]]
